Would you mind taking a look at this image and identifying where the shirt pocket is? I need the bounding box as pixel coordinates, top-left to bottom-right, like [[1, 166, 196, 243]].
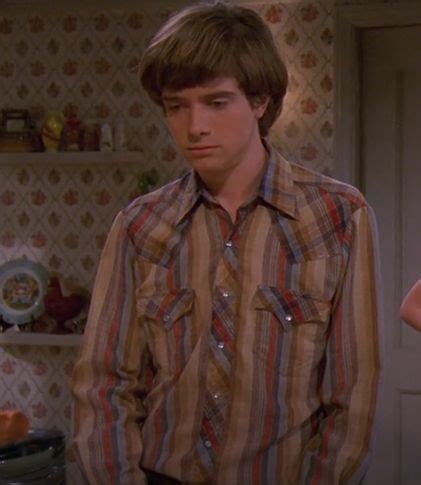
[[137, 288, 195, 375], [253, 285, 331, 377]]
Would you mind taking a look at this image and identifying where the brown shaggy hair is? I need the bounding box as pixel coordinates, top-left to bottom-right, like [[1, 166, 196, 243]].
[[140, 1, 288, 137]]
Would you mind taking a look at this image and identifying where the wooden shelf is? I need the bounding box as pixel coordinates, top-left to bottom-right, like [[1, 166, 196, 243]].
[[0, 330, 82, 347], [0, 150, 143, 165]]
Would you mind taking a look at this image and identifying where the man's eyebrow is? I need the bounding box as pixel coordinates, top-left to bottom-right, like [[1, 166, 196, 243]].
[[162, 91, 236, 102], [162, 94, 183, 102], [202, 91, 236, 101]]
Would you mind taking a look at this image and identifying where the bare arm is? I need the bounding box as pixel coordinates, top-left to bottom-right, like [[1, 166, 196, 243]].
[[400, 280, 421, 331]]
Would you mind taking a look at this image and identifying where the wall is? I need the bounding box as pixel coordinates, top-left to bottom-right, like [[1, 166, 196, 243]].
[[0, 1, 334, 482], [0, 2, 191, 288]]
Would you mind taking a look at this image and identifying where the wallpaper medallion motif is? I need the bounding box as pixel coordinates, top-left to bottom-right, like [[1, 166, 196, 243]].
[[0, 2, 334, 482]]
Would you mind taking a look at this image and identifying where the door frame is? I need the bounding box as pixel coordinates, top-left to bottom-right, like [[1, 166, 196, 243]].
[[334, 5, 421, 483], [333, 1, 421, 187]]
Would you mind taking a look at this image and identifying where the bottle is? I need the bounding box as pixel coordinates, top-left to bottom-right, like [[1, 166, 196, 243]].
[[100, 123, 113, 152], [114, 121, 127, 151], [62, 114, 82, 151], [82, 120, 99, 151]]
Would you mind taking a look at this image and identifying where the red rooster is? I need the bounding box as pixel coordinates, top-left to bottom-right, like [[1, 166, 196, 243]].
[[44, 277, 87, 331]]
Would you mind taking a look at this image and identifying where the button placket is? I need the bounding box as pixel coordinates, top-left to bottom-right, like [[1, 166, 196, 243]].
[[203, 439, 212, 449], [282, 312, 294, 331]]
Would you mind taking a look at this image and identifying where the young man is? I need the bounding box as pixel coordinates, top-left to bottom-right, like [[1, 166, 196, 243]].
[[71, 2, 382, 484]]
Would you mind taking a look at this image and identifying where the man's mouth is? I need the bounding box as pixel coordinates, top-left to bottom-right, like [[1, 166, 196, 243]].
[[187, 145, 218, 151]]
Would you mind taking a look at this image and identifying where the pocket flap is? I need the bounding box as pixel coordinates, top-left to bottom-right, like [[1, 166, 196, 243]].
[[138, 288, 194, 328], [254, 286, 330, 331]]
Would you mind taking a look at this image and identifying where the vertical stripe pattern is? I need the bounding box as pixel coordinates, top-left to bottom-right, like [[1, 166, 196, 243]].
[[71, 146, 382, 485]]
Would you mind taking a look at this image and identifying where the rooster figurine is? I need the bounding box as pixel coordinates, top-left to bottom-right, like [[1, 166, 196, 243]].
[[44, 277, 87, 332]]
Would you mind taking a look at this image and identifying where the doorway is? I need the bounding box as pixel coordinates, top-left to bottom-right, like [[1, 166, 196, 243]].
[[361, 25, 421, 485], [335, 4, 421, 484]]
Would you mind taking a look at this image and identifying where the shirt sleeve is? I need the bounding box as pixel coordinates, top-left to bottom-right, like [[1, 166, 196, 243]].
[[71, 211, 148, 485], [299, 204, 383, 484]]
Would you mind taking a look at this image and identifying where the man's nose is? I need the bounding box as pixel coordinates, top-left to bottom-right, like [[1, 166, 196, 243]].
[[187, 105, 210, 139]]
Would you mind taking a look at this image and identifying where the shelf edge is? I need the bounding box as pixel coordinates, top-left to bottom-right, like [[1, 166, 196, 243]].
[[0, 331, 82, 347]]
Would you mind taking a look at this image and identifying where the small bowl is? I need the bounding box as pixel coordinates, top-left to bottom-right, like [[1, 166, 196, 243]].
[[0, 428, 65, 481]]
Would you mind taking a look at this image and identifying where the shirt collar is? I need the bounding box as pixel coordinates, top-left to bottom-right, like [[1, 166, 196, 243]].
[[258, 143, 297, 219], [175, 143, 298, 225], [175, 171, 203, 225]]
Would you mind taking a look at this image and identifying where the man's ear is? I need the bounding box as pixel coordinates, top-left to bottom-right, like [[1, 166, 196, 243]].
[[251, 96, 270, 119]]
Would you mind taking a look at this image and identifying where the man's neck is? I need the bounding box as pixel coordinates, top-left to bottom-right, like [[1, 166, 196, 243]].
[[201, 142, 268, 221]]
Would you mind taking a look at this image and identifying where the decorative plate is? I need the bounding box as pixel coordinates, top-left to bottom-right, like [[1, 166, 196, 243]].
[[0, 259, 49, 325]]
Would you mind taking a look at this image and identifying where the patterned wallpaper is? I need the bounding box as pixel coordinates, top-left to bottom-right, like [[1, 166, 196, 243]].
[[337, 0, 419, 3], [258, 1, 334, 172], [0, 1, 334, 482]]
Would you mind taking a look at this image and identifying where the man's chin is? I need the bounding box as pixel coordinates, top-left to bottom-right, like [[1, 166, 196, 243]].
[[185, 155, 218, 169]]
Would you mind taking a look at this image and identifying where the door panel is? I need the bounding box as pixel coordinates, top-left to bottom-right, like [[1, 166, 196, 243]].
[[362, 26, 421, 484]]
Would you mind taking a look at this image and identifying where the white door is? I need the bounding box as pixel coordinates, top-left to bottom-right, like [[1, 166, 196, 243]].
[[361, 26, 421, 485]]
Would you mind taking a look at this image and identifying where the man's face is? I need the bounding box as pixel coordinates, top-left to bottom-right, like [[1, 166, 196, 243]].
[[162, 77, 267, 179]]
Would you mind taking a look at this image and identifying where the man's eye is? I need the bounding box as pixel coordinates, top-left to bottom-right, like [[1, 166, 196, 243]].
[[210, 99, 228, 109], [166, 104, 181, 113]]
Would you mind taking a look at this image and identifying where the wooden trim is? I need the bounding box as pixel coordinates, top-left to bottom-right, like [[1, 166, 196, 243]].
[[337, 3, 421, 28], [0, 151, 143, 165], [333, 13, 360, 185], [0, 330, 82, 347]]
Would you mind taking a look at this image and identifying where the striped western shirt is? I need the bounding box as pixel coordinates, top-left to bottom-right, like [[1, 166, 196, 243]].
[[71, 145, 382, 484]]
